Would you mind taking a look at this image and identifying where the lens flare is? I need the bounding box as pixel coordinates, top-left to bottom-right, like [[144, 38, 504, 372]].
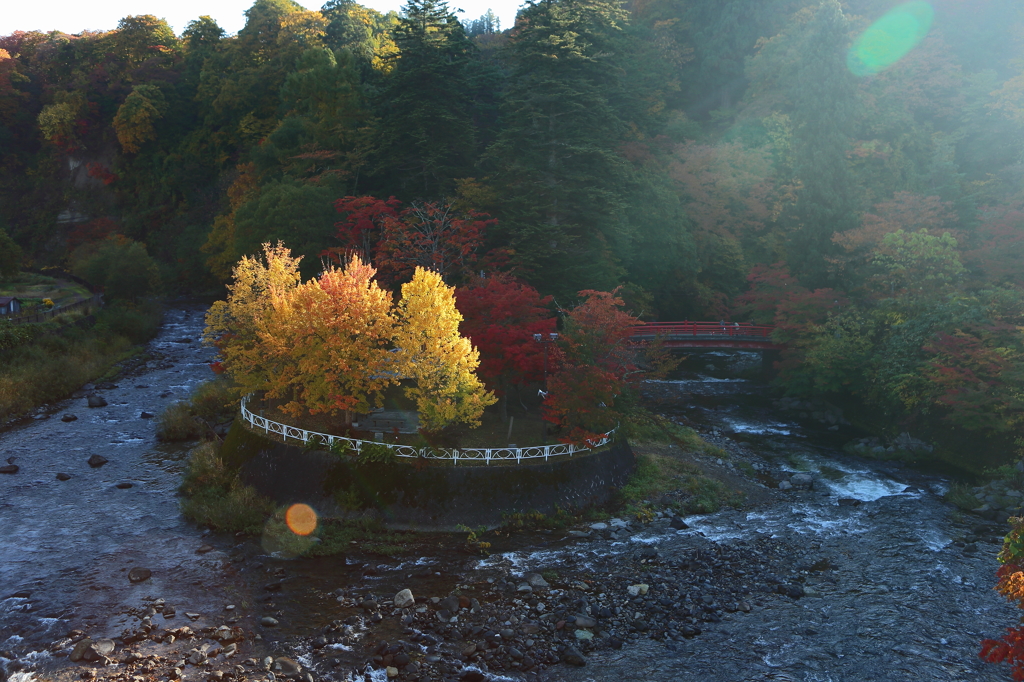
[[285, 503, 318, 536], [847, 1, 934, 77]]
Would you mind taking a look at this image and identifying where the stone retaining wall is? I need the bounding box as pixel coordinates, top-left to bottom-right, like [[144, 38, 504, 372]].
[[221, 422, 636, 530]]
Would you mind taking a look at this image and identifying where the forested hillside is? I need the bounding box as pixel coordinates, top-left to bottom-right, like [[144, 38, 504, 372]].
[[2, 0, 1024, 468]]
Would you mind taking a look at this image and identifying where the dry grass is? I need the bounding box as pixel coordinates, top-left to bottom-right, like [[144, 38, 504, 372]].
[[0, 334, 133, 419]]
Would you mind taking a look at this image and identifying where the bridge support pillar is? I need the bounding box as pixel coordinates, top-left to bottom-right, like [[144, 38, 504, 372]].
[[761, 349, 781, 378]]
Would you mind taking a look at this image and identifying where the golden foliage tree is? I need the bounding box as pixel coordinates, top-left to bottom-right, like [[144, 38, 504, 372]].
[[113, 85, 166, 153], [394, 267, 495, 433], [260, 254, 397, 420], [204, 242, 303, 399]]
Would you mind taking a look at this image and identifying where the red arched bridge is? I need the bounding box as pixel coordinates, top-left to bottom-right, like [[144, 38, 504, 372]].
[[628, 322, 783, 351]]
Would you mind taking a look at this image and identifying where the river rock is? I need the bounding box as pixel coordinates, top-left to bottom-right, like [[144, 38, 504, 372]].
[[69, 638, 93, 662], [439, 595, 461, 613], [394, 588, 415, 609], [61, 414, 78, 422], [273, 657, 302, 676], [115, 482, 133, 489], [562, 646, 587, 666], [525, 572, 550, 589], [127, 567, 152, 583], [89, 638, 115, 658], [188, 648, 207, 665], [781, 584, 805, 599], [0, 465, 18, 474], [87, 454, 108, 468], [778, 480, 793, 490], [386, 666, 399, 678], [261, 617, 279, 627], [575, 629, 594, 641], [56, 472, 71, 481], [790, 473, 814, 488], [670, 516, 689, 530], [574, 615, 597, 628], [87, 395, 107, 408], [627, 584, 649, 597], [140, 412, 155, 419]]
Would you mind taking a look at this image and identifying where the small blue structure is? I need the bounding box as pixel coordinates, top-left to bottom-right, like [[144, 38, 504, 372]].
[[0, 297, 21, 315]]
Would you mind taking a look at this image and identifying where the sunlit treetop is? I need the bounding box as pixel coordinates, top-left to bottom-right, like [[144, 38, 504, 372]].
[[847, 1, 934, 77]]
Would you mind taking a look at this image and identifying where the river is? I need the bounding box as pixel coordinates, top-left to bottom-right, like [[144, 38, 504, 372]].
[[0, 312, 1017, 682]]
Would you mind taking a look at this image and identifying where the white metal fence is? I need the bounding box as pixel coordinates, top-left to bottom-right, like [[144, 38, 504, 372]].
[[239, 395, 616, 465]]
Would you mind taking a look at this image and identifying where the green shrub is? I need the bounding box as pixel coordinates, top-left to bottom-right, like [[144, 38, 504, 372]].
[[179, 442, 275, 534], [945, 482, 982, 511], [95, 302, 162, 344], [188, 378, 237, 422], [157, 401, 204, 441], [0, 321, 36, 351], [357, 441, 397, 465]]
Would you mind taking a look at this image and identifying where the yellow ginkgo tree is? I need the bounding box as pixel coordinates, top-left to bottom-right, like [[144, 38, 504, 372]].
[[204, 242, 303, 400], [394, 267, 496, 433]]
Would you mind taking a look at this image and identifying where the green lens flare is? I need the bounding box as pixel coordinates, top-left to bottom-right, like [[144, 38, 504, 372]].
[[847, 1, 934, 77]]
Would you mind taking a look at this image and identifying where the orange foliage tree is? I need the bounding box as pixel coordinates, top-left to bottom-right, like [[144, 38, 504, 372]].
[[259, 254, 398, 421], [543, 289, 677, 445], [981, 517, 1024, 680], [206, 246, 399, 421]]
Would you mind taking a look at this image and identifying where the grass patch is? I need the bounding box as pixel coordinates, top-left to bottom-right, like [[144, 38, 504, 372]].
[[619, 452, 744, 516], [157, 402, 205, 441], [945, 482, 981, 511], [736, 460, 757, 477], [188, 378, 238, 422], [501, 506, 585, 531], [179, 442, 276, 534], [157, 378, 238, 441], [0, 301, 161, 420], [621, 410, 726, 457]]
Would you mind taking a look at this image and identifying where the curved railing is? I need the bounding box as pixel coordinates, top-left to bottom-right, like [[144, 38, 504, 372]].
[[239, 395, 616, 465]]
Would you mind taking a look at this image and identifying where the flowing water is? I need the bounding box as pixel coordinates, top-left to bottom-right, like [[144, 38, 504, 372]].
[[0, 321, 1014, 682], [0, 306, 239, 672]]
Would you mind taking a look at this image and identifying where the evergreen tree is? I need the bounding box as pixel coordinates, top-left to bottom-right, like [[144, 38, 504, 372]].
[[485, 0, 631, 298], [759, 0, 856, 285], [371, 0, 476, 198]]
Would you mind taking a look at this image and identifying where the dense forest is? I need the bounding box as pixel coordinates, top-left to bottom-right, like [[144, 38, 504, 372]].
[[2, 0, 1024, 469]]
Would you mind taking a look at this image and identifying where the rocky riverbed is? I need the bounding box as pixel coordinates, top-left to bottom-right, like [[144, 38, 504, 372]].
[[1, 331, 1017, 682]]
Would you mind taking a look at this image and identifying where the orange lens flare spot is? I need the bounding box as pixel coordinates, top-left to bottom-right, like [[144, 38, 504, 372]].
[[285, 503, 318, 536]]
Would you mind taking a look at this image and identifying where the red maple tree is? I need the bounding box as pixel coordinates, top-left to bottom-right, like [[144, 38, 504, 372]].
[[329, 195, 497, 286], [455, 272, 556, 419]]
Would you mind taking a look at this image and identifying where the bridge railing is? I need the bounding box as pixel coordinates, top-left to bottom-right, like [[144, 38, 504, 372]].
[[628, 322, 775, 339], [239, 394, 616, 465]]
